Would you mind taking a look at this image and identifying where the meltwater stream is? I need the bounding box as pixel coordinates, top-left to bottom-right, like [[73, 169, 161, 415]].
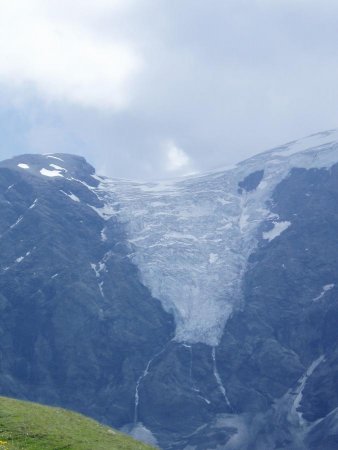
[[212, 347, 232, 410]]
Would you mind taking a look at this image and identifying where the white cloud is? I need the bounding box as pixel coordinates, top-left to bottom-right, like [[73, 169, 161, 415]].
[[0, 0, 142, 109], [164, 141, 191, 172], [2, 0, 338, 181]]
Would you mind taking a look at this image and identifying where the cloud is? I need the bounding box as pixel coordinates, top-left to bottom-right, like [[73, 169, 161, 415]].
[[0, 0, 142, 109], [2, 0, 338, 180], [164, 141, 191, 173]]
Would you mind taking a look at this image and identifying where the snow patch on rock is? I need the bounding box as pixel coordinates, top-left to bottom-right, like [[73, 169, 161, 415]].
[[45, 155, 64, 162], [263, 221, 291, 242], [49, 163, 67, 172], [29, 199, 38, 209], [18, 163, 29, 169], [60, 190, 80, 202], [10, 216, 23, 230], [290, 355, 325, 426], [313, 283, 335, 301], [40, 168, 63, 178]]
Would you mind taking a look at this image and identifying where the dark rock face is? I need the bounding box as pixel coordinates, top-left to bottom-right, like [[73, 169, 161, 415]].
[[0, 154, 174, 429], [214, 164, 338, 449], [238, 169, 264, 192], [134, 164, 338, 448], [0, 153, 337, 449]]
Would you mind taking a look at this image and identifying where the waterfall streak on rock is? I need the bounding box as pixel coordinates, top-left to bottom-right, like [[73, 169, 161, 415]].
[[134, 344, 169, 423], [212, 347, 232, 409], [290, 355, 325, 425]]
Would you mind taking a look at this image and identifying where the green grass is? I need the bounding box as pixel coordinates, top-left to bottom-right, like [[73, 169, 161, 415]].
[[0, 396, 154, 450]]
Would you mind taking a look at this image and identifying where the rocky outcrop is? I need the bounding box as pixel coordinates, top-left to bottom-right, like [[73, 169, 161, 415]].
[[0, 154, 174, 432]]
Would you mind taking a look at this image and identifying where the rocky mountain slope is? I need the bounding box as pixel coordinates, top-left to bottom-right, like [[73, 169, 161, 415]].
[[0, 130, 338, 449]]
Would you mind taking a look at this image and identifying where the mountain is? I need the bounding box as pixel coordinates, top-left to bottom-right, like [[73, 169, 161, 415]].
[[0, 395, 153, 449], [0, 130, 337, 449]]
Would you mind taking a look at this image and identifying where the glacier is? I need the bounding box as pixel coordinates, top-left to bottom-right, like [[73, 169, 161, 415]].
[[89, 129, 338, 346]]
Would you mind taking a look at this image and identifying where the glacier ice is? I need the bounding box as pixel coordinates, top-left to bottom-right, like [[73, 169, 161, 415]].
[[90, 130, 338, 346]]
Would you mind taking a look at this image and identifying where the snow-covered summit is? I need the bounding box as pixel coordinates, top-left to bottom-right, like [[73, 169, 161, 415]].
[[91, 129, 338, 346], [0, 153, 97, 185]]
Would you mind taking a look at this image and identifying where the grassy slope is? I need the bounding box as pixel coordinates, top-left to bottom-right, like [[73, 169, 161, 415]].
[[0, 396, 154, 450]]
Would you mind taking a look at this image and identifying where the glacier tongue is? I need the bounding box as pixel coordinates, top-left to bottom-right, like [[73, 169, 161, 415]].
[[94, 173, 267, 346], [93, 131, 338, 346]]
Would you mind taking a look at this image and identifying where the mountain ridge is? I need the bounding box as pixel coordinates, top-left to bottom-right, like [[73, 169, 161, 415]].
[[0, 129, 337, 448], [3, 128, 338, 184]]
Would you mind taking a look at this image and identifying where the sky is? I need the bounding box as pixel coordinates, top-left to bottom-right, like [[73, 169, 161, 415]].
[[1, 0, 338, 180]]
